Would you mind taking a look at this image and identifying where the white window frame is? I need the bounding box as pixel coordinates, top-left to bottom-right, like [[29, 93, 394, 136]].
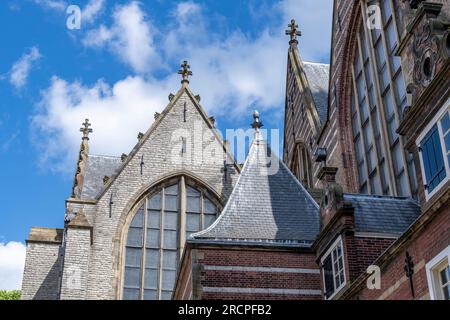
[[320, 236, 347, 300], [426, 245, 450, 300], [416, 100, 450, 201]]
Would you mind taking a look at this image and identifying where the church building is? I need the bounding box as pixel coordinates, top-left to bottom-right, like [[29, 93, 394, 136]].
[[21, 0, 449, 300]]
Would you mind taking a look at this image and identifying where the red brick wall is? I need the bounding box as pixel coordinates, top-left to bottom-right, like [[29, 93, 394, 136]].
[[194, 247, 322, 300], [349, 204, 450, 300], [345, 236, 396, 282]]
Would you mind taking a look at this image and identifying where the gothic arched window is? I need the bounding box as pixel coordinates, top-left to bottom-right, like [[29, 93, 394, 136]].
[[350, 0, 417, 197], [291, 143, 312, 189], [122, 177, 220, 300]]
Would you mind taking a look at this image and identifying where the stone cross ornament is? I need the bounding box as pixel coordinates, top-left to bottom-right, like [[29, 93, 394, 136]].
[[285, 19, 302, 44]]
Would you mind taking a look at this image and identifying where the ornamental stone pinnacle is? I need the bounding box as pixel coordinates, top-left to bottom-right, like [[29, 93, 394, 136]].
[[251, 110, 263, 131], [80, 119, 92, 140], [285, 19, 302, 45], [178, 60, 193, 84]]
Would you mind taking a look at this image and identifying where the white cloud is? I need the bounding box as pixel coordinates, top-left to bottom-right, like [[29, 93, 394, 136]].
[[33, 0, 333, 173], [32, 0, 66, 11], [9, 46, 41, 90], [82, 0, 105, 24], [0, 242, 26, 290], [32, 75, 179, 173], [83, 1, 161, 73]]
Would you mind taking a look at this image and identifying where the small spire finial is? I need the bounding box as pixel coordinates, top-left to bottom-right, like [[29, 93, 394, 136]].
[[80, 119, 92, 140], [178, 60, 193, 84], [251, 110, 263, 130], [285, 19, 302, 45]]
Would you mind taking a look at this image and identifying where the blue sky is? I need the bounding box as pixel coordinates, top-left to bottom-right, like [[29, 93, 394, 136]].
[[0, 0, 332, 289]]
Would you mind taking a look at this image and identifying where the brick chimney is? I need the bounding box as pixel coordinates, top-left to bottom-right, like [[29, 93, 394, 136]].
[[316, 166, 345, 229]]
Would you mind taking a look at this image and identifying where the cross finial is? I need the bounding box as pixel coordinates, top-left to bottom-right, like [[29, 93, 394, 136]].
[[178, 60, 193, 84], [285, 19, 302, 45], [80, 119, 92, 140], [251, 110, 263, 131]]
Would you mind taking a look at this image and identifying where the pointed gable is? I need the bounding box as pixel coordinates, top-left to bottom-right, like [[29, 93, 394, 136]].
[[287, 46, 330, 130], [303, 61, 330, 124], [191, 131, 320, 246]]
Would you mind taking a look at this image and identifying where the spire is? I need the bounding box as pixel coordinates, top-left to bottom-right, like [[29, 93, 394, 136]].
[[178, 60, 193, 85], [80, 119, 92, 140], [71, 119, 92, 198], [285, 19, 302, 45]]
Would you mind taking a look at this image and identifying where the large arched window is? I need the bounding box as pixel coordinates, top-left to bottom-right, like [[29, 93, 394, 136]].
[[350, 0, 418, 197], [122, 177, 220, 300], [291, 143, 312, 189]]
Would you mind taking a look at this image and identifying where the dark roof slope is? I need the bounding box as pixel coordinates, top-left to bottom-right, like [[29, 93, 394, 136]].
[[191, 133, 320, 246], [81, 155, 122, 199], [303, 61, 329, 124], [344, 194, 421, 235]]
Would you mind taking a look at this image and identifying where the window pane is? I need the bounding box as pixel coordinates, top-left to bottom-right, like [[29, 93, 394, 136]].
[[145, 249, 159, 268], [162, 270, 176, 291], [161, 291, 172, 300], [203, 198, 217, 214], [187, 196, 200, 213], [397, 171, 409, 196], [123, 288, 140, 300], [125, 247, 142, 267], [144, 268, 158, 289], [323, 255, 334, 298], [375, 40, 386, 68], [186, 186, 200, 196], [394, 72, 406, 107], [127, 227, 143, 247], [147, 210, 160, 229], [186, 213, 201, 232], [203, 214, 216, 229], [143, 289, 158, 300], [439, 265, 449, 284], [383, 89, 394, 119], [165, 184, 178, 195], [392, 143, 404, 174], [360, 98, 369, 123], [163, 230, 177, 249], [441, 112, 450, 134], [124, 267, 141, 288], [130, 208, 144, 227], [165, 194, 178, 211], [385, 20, 397, 53], [370, 171, 382, 195], [163, 250, 177, 270], [148, 193, 161, 210], [164, 211, 178, 230], [146, 229, 160, 248], [381, 0, 392, 22]]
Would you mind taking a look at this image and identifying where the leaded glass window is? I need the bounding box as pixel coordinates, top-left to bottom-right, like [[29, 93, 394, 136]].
[[122, 178, 220, 300], [350, 1, 417, 197]]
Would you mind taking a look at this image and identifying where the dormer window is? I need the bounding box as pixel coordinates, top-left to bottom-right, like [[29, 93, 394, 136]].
[[321, 236, 346, 299]]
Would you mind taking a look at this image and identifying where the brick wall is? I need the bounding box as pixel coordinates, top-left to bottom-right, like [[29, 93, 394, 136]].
[[21, 242, 62, 300], [185, 247, 322, 300], [347, 203, 450, 300], [344, 235, 396, 282], [60, 227, 91, 299]]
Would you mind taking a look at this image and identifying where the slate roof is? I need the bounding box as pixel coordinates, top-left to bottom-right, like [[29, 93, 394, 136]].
[[81, 155, 122, 199], [303, 61, 329, 124], [344, 193, 421, 235], [190, 132, 320, 246]]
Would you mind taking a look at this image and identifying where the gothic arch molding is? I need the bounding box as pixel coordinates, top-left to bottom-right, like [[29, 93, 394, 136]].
[[111, 170, 223, 299], [336, 2, 363, 193]]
